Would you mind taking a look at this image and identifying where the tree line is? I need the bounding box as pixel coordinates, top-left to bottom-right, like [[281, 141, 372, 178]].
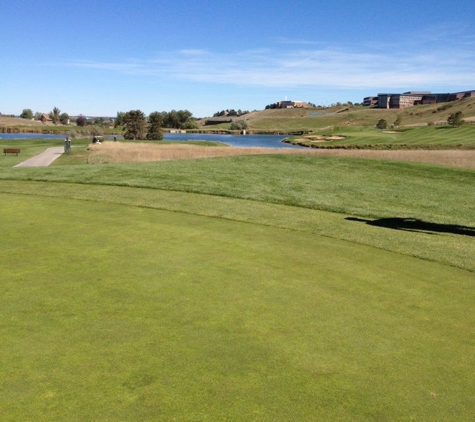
[[19, 107, 105, 127], [213, 109, 249, 117], [20, 107, 70, 125], [18, 106, 200, 140], [115, 109, 199, 140]]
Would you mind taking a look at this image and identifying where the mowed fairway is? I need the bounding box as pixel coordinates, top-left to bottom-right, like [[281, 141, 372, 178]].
[[1, 192, 474, 421]]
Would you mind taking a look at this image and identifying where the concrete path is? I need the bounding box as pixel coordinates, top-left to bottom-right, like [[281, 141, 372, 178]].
[[14, 147, 64, 167]]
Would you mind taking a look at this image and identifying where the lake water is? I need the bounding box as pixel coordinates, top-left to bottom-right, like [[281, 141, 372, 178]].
[[0, 133, 66, 140], [164, 133, 302, 149], [0, 133, 303, 149]]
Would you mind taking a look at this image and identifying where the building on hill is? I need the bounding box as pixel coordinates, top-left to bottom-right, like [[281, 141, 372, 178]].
[[280, 100, 309, 108], [364, 90, 475, 109], [363, 96, 378, 106], [266, 100, 310, 109], [449, 90, 475, 101]]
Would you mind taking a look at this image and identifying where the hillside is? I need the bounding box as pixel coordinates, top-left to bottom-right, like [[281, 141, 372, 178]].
[[2, 97, 475, 134], [227, 97, 475, 133], [0, 116, 54, 127]]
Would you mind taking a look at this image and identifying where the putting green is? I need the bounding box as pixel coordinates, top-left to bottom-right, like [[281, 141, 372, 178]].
[[1, 194, 474, 421]]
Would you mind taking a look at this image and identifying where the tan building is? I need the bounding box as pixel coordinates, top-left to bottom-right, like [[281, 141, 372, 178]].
[[370, 90, 475, 109], [278, 101, 309, 109]]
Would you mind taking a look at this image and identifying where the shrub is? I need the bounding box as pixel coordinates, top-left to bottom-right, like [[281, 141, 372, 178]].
[[181, 120, 199, 130], [89, 126, 104, 136], [376, 119, 388, 129], [76, 115, 87, 126], [20, 109, 33, 119], [60, 113, 70, 125], [230, 120, 249, 131], [447, 111, 464, 127]]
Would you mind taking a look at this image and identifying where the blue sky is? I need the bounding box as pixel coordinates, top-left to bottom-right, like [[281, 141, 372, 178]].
[[1, 0, 474, 117]]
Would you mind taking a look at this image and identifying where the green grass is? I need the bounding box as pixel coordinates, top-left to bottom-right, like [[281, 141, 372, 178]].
[[1, 193, 474, 421], [0, 138, 228, 167], [1, 155, 473, 224], [0, 138, 72, 167], [1, 148, 474, 420], [287, 125, 475, 148]]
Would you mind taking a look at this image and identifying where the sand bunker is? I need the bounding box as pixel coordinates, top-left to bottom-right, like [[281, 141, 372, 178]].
[[295, 135, 346, 143]]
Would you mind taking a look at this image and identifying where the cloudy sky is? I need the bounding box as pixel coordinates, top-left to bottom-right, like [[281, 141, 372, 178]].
[[1, 0, 474, 117]]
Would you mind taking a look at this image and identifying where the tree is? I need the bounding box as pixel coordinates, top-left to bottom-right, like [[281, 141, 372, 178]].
[[89, 126, 103, 137], [376, 119, 388, 129], [123, 110, 147, 140], [94, 117, 109, 127], [50, 107, 61, 124], [160, 109, 195, 129], [146, 112, 164, 140], [177, 110, 192, 127], [230, 120, 248, 131], [114, 112, 125, 127], [181, 120, 199, 130], [76, 115, 87, 126], [166, 110, 182, 128], [20, 109, 33, 119], [34, 112, 42, 120], [393, 115, 402, 128], [447, 111, 464, 127], [60, 112, 70, 125]]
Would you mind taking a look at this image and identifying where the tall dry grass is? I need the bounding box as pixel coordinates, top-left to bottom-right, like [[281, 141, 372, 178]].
[[308, 149, 475, 168], [87, 142, 315, 164], [88, 141, 475, 168]]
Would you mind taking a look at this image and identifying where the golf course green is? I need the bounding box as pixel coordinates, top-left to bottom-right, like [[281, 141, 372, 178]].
[[0, 140, 474, 421]]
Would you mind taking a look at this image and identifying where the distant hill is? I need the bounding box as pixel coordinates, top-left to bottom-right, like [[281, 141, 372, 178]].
[[3, 97, 475, 134], [203, 97, 475, 133]]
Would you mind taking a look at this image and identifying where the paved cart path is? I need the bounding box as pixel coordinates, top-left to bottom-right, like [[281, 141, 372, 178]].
[[14, 147, 64, 167]]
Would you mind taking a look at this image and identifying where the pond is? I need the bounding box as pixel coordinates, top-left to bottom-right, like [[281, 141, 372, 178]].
[[0, 133, 66, 140], [164, 133, 301, 149], [0, 133, 302, 149]]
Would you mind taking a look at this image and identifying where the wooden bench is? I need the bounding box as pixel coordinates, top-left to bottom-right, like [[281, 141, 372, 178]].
[[3, 148, 20, 156]]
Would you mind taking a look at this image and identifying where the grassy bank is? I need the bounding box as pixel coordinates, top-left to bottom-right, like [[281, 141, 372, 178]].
[[1, 154, 473, 226]]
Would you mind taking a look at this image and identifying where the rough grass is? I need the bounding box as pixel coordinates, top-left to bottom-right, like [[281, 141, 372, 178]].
[[86, 141, 315, 164], [1, 180, 473, 273], [2, 155, 473, 227], [86, 141, 475, 168], [293, 148, 475, 168]]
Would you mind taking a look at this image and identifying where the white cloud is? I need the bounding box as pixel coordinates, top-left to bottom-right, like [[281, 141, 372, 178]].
[[62, 43, 475, 92]]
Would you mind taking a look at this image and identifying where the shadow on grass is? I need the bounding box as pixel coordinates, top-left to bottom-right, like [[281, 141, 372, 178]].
[[346, 217, 475, 237]]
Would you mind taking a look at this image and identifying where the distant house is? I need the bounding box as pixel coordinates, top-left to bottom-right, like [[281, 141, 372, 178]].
[[41, 113, 52, 122], [279, 100, 309, 109], [266, 100, 310, 109]]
